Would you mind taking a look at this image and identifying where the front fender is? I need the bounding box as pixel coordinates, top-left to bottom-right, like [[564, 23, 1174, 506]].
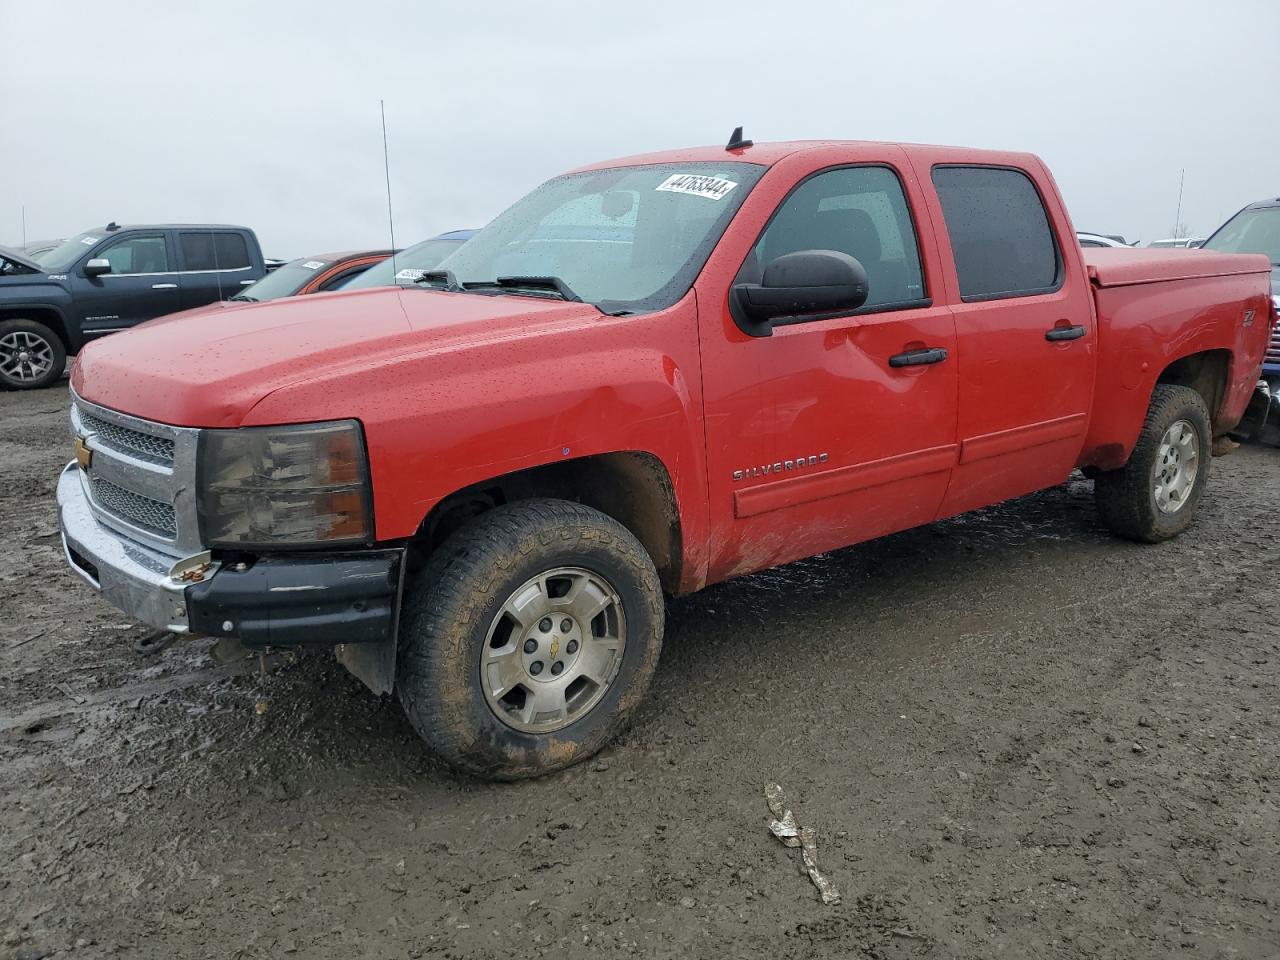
[[242, 299, 711, 584]]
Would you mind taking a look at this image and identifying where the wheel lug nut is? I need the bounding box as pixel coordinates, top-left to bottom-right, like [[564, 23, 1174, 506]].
[[550, 661, 564, 676], [529, 661, 544, 676], [560, 618, 573, 633], [566, 639, 578, 654], [523, 638, 538, 654], [539, 617, 552, 632]]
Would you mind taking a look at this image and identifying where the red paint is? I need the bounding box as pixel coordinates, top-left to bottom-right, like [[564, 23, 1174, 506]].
[[71, 140, 1274, 595]]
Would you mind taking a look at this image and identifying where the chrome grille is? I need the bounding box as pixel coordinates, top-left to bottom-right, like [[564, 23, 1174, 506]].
[[88, 475, 178, 537], [77, 410, 175, 465], [70, 391, 202, 557], [1267, 326, 1280, 365]]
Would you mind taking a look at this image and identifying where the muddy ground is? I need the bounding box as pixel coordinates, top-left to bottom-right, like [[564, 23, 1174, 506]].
[[1, 384, 1278, 960]]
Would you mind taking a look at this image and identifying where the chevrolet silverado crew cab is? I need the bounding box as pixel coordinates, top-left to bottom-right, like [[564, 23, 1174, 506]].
[[57, 137, 1275, 779], [0, 223, 267, 389]]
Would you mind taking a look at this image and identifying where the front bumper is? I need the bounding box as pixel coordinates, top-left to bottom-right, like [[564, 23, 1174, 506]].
[[59, 463, 194, 633], [57, 463, 403, 647]]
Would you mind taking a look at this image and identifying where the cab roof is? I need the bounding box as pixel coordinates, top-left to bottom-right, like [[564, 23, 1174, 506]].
[[295, 249, 395, 264], [85, 223, 252, 233], [569, 139, 1040, 173]]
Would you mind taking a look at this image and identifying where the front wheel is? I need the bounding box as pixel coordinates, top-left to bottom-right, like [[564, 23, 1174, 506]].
[[1094, 384, 1212, 543], [396, 499, 664, 779], [0, 319, 66, 390]]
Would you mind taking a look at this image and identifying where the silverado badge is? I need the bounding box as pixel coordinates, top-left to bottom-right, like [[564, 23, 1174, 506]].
[[74, 436, 93, 471]]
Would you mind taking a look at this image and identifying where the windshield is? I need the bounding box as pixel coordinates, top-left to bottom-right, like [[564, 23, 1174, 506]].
[[1202, 206, 1280, 264], [33, 231, 107, 270], [233, 258, 329, 302], [342, 238, 466, 291], [426, 161, 764, 313]]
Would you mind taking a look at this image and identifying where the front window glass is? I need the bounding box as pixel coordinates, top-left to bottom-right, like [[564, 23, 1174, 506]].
[[342, 239, 464, 290], [1202, 207, 1280, 264], [429, 161, 765, 313], [233, 259, 329, 302], [98, 234, 170, 274], [741, 165, 926, 308]]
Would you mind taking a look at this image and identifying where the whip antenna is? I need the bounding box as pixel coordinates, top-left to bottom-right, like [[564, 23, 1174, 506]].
[[380, 99, 398, 278]]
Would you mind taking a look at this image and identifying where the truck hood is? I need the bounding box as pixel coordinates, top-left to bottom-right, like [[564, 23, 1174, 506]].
[[0, 245, 45, 273], [72, 287, 603, 427]]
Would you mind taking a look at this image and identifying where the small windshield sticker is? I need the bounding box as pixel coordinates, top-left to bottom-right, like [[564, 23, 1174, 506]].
[[301, 260, 325, 270], [655, 174, 738, 201], [80, 236, 99, 245], [395, 268, 426, 281]]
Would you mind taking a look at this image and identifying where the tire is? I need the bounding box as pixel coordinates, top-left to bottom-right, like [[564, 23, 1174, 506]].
[[396, 498, 664, 780], [0, 319, 67, 390], [1094, 384, 1212, 543]]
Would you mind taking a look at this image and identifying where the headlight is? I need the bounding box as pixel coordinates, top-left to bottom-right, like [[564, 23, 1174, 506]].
[[198, 420, 373, 549]]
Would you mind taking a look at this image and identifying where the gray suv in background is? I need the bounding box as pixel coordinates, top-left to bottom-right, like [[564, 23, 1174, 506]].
[[0, 223, 267, 389]]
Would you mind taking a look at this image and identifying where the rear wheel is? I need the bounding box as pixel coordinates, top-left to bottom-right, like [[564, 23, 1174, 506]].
[[1094, 384, 1212, 542], [0, 319, 66, 390], [396, 499, 664, 779]]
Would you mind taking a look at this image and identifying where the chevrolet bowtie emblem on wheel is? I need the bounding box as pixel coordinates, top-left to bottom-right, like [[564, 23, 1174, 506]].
[[549, 638, 560, 659], [73, 435, 93, 471]]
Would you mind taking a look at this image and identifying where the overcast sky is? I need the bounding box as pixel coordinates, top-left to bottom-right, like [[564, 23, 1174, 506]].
[[3, 0, 1277, 257]]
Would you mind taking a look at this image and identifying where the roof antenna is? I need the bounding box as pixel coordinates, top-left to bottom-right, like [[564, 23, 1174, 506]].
[[106, 221, 120, 232], [725, 126, 753, 152], [380, 99, 398, 280]]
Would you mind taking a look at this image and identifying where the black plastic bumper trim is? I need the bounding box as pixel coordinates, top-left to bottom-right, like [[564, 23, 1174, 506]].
[[185, 549, 404, 648]]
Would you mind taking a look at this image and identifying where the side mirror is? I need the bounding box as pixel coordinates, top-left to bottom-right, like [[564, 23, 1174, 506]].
[[730, 250, 869, 337], [84, 258, 112, 277]]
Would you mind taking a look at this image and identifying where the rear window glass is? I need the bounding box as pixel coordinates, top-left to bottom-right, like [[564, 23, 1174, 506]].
[[932, 166, 1060, 301], [180, 232, 251, 271]]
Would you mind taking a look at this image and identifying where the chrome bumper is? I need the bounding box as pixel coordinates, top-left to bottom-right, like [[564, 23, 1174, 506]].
[[57, 462, 205, 633]]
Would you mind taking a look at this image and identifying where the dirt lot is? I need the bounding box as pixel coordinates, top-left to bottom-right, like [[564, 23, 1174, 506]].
[[2, 384, 1278, 960]]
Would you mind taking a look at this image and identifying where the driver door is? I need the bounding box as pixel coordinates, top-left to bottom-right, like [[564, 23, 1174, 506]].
[[71, 231, 180, 336], [698, 162, 960, 582]]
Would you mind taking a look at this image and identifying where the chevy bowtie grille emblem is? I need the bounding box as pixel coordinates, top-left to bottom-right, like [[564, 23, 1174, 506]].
[[74, 436, 93, 471]]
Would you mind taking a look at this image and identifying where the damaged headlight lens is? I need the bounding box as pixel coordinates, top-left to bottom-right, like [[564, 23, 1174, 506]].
[[198, 420, 373, 549]]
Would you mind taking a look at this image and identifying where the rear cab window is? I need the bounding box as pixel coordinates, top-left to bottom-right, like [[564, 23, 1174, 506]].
[[179, 231, 252, 272], [931, 166, 1061, 301]]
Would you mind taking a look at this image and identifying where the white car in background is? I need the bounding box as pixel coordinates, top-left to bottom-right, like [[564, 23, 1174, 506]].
[[1076, 232, 1131, 248]]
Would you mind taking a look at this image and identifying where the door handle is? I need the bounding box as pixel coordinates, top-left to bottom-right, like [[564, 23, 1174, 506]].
[[1045, 324, 1086, 342], [889, 347, 949, 368], [239, 279, 256, 285], [151, 283, 177, 289]]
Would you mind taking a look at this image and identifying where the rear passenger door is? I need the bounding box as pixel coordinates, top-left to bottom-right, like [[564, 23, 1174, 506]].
[[915, 160, 1096, 516], [176, 230, 256, 309]]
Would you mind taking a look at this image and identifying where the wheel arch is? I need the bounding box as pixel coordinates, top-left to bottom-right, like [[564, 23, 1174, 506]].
[[414, 450, 685, 594], [1155, 348, 1231, 435], [0, 304, 77, 353]]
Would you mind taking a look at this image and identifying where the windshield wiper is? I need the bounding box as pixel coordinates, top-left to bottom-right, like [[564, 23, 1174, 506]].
[[230, 294, 258, 302], [414, 269, 463, 292], [465, 275, 583, 303]]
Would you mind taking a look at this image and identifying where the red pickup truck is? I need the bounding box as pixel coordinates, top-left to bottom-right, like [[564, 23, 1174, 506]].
[[58, 137, 1274, 779]]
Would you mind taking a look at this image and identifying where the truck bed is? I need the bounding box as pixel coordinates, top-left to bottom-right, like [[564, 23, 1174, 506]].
[[1079, 249, 1272, 471], [1083, 248, 1271, 287]]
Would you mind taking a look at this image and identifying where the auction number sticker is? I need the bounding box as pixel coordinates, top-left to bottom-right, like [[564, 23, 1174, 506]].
[[301, 260, 325, 270], [395, 268, 426, 280], [80, 236, 99, 245], [655, 174, 738, 201]]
